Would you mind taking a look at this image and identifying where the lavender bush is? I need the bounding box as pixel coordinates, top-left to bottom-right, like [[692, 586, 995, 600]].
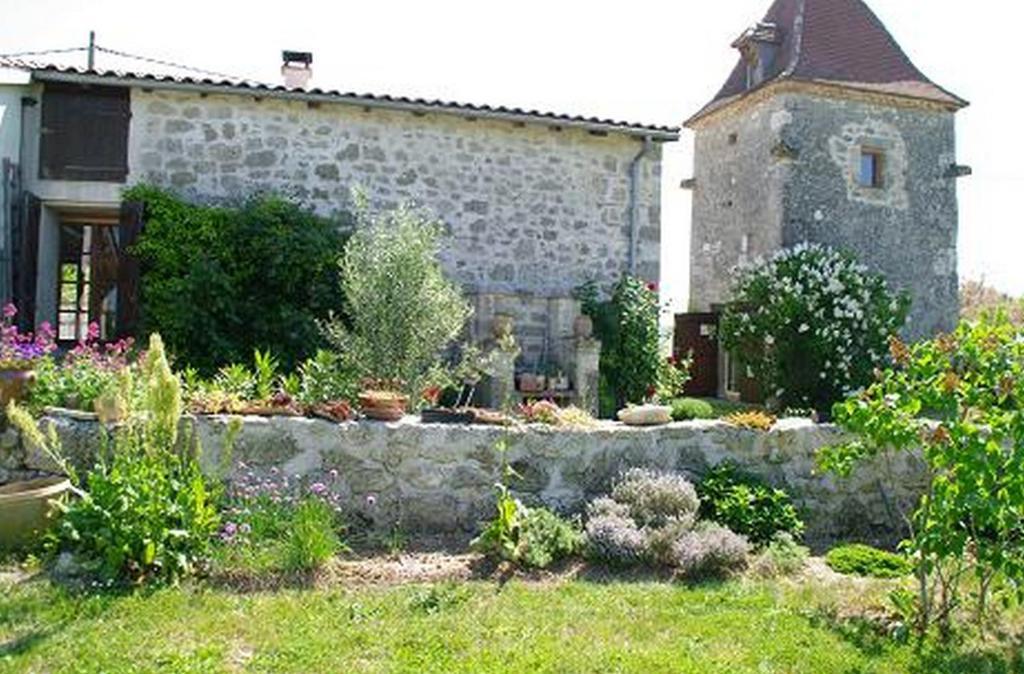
[[611, 468, 699, 528], [671, 523, 751, 579], [585, 469, 750, 577]]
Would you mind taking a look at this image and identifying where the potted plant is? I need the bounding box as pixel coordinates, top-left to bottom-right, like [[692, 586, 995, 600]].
[[517, 372, 546, 393], [358, 379, 409, 421], [1, 304, 56, 411]]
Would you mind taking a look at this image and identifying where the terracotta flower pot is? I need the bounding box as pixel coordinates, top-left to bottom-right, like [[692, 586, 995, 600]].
[[518, 373, 546, 393], [358, 391, 409, 421], [0, 476, 71, 550], [0, 368, 36, 412]]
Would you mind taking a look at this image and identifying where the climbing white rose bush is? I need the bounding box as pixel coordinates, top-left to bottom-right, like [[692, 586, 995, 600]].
[[719, 243, 909, 414]]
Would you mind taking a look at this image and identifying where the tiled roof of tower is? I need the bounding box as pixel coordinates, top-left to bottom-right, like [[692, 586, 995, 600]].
[[0, 57, 679, 140], [687, 0, 968, 125]]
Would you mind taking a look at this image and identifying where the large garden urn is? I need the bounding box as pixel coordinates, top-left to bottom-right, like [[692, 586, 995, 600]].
[[0, 476, 71, 550]]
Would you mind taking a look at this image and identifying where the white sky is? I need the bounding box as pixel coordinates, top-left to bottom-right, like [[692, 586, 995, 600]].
[[2, 0, 1021, 309]]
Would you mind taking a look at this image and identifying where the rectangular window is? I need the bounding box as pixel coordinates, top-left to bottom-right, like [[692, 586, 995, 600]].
[[40, 83, 130, 182], [56, 221, 120, 343], [859, 149, 884, 188]]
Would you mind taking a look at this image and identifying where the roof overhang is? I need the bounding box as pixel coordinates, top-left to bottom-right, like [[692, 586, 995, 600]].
[[22, 66, 679, 142], [684, 77, 969, 129]]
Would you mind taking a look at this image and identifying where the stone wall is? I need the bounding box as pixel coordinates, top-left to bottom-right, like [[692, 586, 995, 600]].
[[3, 414, 927, 548], [777, 92, 959, 339], [127, 89, 663, 297]]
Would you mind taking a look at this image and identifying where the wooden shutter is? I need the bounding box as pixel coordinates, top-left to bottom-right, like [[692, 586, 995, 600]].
[[39, 83, 130, 182], [12, 193, 41, 331], [115, 201, 145, 338]]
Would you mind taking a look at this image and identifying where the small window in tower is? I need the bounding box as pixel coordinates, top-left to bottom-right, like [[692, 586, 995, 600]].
[[859, 149, 884, 188], [728, 132, 738, 145]]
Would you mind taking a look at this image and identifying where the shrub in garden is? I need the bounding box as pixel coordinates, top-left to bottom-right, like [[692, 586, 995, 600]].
[[218, 467, 348, 574], [824, 543, 911, 579], [749, 532, 810, 578], [584, 469, 750, 577], [820, 314, 1024, 635], [10, 334, 219, 585], [27, 325, 136, 413], [610, 468, 699, 529], [670, 397, 715, 421], [472, 438, 584, 569], [126, 185, 351, 373], [720, 243, 909, 415], [575, 277, 683, 415], [721, 410, 776, 432], [697, 462, 803, 546], [322, 198, 472, 402], [671, 523, 751, 579]]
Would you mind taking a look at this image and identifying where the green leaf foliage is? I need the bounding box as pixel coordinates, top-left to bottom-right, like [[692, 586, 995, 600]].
[[670, 397, 715, 422], [125, 185, 351, 373], [697, 462, 804, 547], [825, 543, 912, 579], [822, 314, 1024, 634]]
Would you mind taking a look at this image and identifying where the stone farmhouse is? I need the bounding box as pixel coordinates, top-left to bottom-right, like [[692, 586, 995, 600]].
[[0, 0, 967, 402], [0, 50, 674, 388], [677, 0, 969, 398]]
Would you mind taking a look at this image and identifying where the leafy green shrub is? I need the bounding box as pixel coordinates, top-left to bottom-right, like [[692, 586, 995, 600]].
[[825, 544, 912, 579], [126, 185, 350, 373], [719, 243, 909, 415], [576, 277, 667, 415], [295, 349, 359, 405], [322, 198, 472, 400], [472, 439, 583, 569], [750, 532, 810, 578], [12, 335, 219, 585], [671, 398, 715, 421], [697, 462, 804, 547], [27, 334, 137, 413], [286, 499, 343, 573], [821, 315, 1024, 635]]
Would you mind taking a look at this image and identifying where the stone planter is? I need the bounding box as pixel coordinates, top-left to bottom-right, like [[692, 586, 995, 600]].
[[358, 392, 408, 421], [0, 368, 36, 412], [617, 404, 672, 426], [573, 314, 594, 339], [0, 476, 71, 550]]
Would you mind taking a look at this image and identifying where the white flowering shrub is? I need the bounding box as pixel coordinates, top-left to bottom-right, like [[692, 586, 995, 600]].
[[720, 244, 909, 414], [671, 523, 751, 579]]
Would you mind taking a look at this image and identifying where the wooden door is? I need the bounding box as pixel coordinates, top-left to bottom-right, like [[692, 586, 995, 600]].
[[673, 312, 719, 398]]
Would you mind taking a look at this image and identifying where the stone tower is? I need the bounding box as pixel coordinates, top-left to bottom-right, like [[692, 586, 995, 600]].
[[685, 0, 969, 340]]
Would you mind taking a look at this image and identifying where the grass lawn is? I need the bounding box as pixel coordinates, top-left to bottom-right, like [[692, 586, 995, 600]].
[[2, 569, 1020, 674]]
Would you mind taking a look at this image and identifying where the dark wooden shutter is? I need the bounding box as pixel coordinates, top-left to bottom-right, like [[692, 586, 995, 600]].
[[115, 201, 145, 338], [12, 192, 41, 331], [39, 83, 130, 182]]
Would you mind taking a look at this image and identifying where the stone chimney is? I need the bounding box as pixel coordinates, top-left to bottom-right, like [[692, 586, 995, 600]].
[[281, 50, 313, 89]]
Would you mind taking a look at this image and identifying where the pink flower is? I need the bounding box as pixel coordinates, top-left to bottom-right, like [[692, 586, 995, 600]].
[[86, 322, 100, 340], [2, 303, 16, 319]]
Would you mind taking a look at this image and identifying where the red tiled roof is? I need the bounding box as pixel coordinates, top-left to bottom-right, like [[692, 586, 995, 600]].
[[688, 0, 967, 125], [0, 57, 679, 140]]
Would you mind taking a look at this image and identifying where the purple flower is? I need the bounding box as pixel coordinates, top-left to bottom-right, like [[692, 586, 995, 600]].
[[223, 521, 238, 536], [310, 482, 328, 495]]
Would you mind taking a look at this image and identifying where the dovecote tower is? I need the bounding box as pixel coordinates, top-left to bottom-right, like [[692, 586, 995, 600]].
[[685, 0, 969, 341]]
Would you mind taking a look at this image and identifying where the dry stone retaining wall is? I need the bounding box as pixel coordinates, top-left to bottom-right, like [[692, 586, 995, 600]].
[[2, 414, 927, 548]]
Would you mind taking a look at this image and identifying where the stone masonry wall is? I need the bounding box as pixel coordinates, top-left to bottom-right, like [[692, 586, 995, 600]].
[[4, 415, 927, 548], [127, 90, 663, 297], [689, 89, 959, 339], [777, 92, 959, 339], [688, 95, 790, 312]]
